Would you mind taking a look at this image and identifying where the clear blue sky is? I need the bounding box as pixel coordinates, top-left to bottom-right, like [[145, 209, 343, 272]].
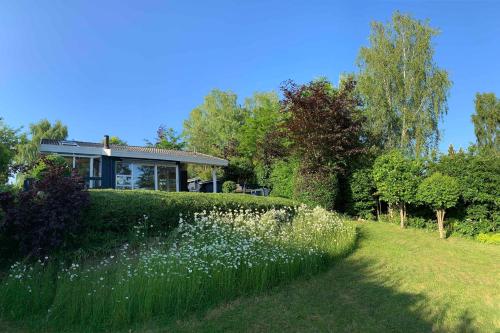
[[1, 1, 499, 151]]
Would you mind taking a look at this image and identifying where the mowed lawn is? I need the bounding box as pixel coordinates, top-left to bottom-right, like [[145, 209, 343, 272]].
[[151, 222, 499, 333], [1, 222, 499, 332]]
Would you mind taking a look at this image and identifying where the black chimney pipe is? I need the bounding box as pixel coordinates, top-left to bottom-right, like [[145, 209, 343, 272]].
[[104, 135, 110, 149]]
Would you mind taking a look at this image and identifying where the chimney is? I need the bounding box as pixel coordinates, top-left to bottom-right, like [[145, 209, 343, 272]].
[[104, 135, 110, 149]]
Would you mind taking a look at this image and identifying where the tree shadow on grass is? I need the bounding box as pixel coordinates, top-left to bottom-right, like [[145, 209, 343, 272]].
[[162, 226, 480, 333]]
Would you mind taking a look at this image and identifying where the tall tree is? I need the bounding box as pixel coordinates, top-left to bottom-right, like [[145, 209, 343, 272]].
[[147, 125, 185, 150], [16, 119, 68, 166], [238, 92, 282, 186], [357, 12, 451, 157], [281, 78, 364, 209], [183, 89, 248, 157], [471, 92, 499, 152]]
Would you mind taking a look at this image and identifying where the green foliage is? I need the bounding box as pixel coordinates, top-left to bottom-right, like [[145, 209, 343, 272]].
[[372, 150, 422, 206], [357, 12, 451, 156], [475, 233, 500, 245], [225, 156, 255, 185], [222, 180, 237, 193], [433, 151, 499, 223], [269, 159, 299, 199], [348, 167, 377, 219], [295, 170, 338, 210], [28, 154, 70, 180], [471, 92, 499, 152], [183, 89, 248, 157], [417, 172, 460, 210], [0, 119, 22, 183], [106, 136, 127, 146], [15, 119, 68, 166], [81, 190, 297, 250], [147, 126, 185, 150]]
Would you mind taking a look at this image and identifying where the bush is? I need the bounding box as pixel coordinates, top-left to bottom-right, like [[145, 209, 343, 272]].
[[450, 219, 497, 237], [81, 190, 298, 250], [476, 233, 500, 245], [270, 159, 298, 199], [348, 167, 376, 219], [295, 170, 338, 210], [222, 180, 237, 193], [0, 160, 89, 257]]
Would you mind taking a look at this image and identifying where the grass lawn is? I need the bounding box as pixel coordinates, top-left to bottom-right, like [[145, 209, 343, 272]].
[[148, 222, 499, 333], [2, 222, 499, 332]]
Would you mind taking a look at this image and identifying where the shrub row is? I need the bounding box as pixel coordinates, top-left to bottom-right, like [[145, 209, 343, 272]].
[[80, 190, 297, 250]]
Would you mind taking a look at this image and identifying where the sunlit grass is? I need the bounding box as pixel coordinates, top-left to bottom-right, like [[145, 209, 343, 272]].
[[0, 206, 356, 331]]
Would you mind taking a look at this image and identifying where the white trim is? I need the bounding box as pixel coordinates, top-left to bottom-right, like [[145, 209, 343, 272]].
[[154, 165, 158, 191], [89, 157, 94, 188], [212, 167, 217, 193]]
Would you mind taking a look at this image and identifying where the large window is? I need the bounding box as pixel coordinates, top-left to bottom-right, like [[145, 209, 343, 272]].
[[115, 161, 133, 189], [58, 155, 101, 188], [158, 165, 177, 192], [115, 160, 177, 191]]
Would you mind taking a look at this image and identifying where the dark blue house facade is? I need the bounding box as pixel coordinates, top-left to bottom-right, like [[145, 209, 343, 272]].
[[40, 136, 228, 192]]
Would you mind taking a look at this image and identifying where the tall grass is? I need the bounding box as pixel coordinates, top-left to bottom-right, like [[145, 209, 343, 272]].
[[0, 206, 356, 331]]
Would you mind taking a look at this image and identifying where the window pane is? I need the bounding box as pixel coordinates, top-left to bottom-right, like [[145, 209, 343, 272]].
[[158, 166, 176, 192], [75, 157, 90, 178], [116, 161, 132, 189], [116, 161, 131, 175], [63, 156, 74, 168], [133, 164, 155, 190]]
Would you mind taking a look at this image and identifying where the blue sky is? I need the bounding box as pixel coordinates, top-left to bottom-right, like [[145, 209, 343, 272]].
[[0, 0, 499, 151]]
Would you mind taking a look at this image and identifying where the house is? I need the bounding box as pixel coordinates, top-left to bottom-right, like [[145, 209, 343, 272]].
[[39, 135, 228, 192]]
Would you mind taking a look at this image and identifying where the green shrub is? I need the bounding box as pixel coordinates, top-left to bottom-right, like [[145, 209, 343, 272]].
[[476, 233, 500, 245], [295, 170, 338, 210], [270, 159, 299, 199], [222, 180, 237, 193], [348, 167, 376, 219], [80, 190, 297, 250]]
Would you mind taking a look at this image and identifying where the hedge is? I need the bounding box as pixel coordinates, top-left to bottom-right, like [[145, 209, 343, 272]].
[[80, 190, 297, 250]]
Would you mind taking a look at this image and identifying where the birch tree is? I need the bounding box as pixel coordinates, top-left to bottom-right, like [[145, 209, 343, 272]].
[[357, 12, 451, 157], [472, 92, 499, 152]]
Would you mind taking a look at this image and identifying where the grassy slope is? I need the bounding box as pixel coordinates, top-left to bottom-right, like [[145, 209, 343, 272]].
[[1, 222, 498, 332], [150, 222, 499, 333]]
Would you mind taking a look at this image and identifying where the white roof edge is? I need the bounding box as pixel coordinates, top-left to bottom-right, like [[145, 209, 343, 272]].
[[39, 144, 228, 167]]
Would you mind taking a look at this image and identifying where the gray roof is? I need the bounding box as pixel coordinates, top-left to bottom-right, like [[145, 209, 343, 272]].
[[39, 139, 228, 166]]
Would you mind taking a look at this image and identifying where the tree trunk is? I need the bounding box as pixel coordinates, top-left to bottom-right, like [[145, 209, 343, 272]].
[[436, 209, 446, 239], [399, 202, 406, 228], [388, 203, 394, 219]]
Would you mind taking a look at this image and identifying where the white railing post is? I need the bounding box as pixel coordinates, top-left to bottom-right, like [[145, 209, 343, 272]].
[[212, 166, 217, 193]]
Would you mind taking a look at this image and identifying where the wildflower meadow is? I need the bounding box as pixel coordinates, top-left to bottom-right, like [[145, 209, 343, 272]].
[[0, 205, 356, 331]]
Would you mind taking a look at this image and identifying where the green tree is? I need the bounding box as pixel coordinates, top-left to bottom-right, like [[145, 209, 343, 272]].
[[147, 126, 185, 150], [373, 150, 422, 227], [238, 92, 282, 187], [0, 119, 22, 183], [417, 172, 460, 239], [357, 12, 451, 157], [107, 136, 127, 146], [183, 89, 248, 157], [16, 119, 68, 166], [471, 93, 499, 152]]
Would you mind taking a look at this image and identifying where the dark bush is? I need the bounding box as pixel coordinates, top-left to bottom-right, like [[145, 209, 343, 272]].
[[347, 167, 377, 219], [0, 159, 89, 257], [81, 190, 298, 249]]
